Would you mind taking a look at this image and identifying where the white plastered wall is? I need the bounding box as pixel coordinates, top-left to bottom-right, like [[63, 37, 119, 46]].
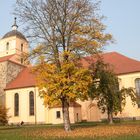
[[78, 72, 140, 122], [5, 87, 46, 124]]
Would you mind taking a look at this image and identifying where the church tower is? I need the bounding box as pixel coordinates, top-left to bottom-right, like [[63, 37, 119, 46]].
[[0, 18, 29, 106], [0, 18, 28, 65]]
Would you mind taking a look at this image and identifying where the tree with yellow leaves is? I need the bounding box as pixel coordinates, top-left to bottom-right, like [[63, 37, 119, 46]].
[[34, 52, 92, 130], [15, 0, 112, 131]]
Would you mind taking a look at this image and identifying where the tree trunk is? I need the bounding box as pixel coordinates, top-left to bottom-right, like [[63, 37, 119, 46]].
[[108, 112, 113, 124], [62, 99, 71, 131]]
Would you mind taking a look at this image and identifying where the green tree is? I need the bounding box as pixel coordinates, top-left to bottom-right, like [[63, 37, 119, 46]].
[[15, 0, 112, 131], [89, 60, 137, 124]]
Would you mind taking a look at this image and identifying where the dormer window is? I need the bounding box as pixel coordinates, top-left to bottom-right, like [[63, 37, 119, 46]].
[[21, 44, 23, 52]]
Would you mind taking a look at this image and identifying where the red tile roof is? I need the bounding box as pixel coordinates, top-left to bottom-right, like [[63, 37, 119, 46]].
[[5, 67, 36, 90], [5, 52, 140, 90], [0, 55, 15, 62], [49, 102, 81, 108], [81, 52, 140, 75]]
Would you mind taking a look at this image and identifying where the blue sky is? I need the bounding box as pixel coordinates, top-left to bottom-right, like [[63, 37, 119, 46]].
[[0, 0, 140, 60], [101, 0, 140, 60]]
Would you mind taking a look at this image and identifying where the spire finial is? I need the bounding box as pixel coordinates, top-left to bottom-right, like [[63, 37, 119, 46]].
[[12, 17, 18, 30]]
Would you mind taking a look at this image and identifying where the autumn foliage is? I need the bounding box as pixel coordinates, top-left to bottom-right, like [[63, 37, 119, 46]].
[[0, 106, 9, 125], [34, 52, 92, 106], [23, 124, 140, 139], [15, 0, 112, 131]]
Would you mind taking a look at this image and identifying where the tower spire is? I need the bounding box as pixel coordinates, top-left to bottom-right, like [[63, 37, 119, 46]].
[[12, 17, 18, 30]]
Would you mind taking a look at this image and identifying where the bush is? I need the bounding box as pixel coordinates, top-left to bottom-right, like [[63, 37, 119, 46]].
[[0, 106, 9, 125]]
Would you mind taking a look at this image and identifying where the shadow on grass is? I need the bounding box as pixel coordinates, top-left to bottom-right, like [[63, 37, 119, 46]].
[[0, 126, 23, 130]]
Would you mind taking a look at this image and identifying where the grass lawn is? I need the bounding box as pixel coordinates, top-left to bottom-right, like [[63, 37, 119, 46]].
[[0, 121, 140, 140]]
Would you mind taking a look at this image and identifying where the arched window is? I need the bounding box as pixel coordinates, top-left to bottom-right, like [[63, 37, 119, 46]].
[[14, 93, 19, 116], [6, 42, 9, 54], [6, 42, 9, 51], [135, 79, 140, 96], [21, 44, 23, 52], [135, 78, 140, 108], [29, 91, 34, 116]]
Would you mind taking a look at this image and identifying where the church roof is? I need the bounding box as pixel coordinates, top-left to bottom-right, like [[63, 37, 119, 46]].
[[5, 67, 36, 90], [0, 55, 15, 62], [5, 52, 140, 90], [0, 55, 25, 67], [81, 52, 140, 75], [49, 102, 81, 108], [2, 30, 27, 41]]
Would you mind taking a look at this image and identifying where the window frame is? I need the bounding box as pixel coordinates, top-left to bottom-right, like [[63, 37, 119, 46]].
[[29, 91, 35, 116], [21, 44, 24, 52], [21, 58, 24, 64], [135, 78, 140, 108], [6, 42, 9, 54], [14, 93, 19, 116], [6, 42, 9, 50], [56, 111, 61, 119]]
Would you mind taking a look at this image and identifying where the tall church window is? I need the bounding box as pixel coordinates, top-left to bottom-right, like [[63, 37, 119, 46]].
[[14, 93, 19, 116], [29, 91, 34, 116], [135, 78, 140, 108]]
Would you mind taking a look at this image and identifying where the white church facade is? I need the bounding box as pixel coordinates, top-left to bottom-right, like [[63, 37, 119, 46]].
[[0, 19, 140, 124]]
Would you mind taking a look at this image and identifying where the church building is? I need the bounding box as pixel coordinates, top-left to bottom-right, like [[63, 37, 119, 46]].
[[0, 19, 140, 124]]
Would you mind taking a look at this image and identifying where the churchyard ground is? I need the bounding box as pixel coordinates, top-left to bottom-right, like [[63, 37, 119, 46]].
[[0, 121, 140, 140]]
